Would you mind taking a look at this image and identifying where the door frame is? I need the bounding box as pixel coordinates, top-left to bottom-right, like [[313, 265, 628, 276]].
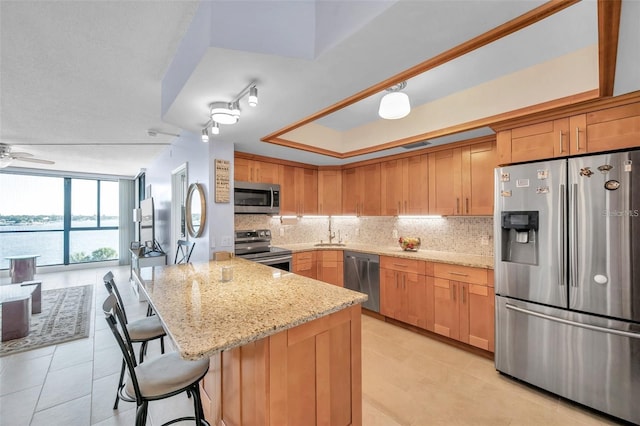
[[171, 163, 188, 264]]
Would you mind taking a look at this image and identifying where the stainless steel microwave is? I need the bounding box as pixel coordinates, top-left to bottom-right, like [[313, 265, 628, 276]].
[[234, 181, 280, 214]]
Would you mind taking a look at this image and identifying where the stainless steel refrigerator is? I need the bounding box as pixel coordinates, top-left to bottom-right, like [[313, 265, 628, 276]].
[[494, 150, 640, 424]]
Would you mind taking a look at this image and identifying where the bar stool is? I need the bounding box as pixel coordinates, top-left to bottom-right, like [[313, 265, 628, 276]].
[[103, 294, 209, 425], [103, 272, 166, 409], [174, 240, 195, 264]]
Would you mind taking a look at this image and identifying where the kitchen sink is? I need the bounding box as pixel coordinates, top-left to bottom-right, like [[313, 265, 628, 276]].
[[314, 243, 346, 247]]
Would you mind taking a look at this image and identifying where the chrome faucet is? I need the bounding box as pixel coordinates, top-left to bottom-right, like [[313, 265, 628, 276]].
[[328, 218, 336, 244]]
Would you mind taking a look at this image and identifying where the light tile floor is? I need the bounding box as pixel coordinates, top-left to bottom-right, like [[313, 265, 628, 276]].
[[0, 265, 628, 425]]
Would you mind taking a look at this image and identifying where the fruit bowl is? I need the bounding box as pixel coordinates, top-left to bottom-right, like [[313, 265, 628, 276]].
[[398, 237, 421, 251]]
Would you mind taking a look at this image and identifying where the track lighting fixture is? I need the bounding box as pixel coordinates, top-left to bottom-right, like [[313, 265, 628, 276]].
[[248, 86, 258, 107], [378, 81, 411, 120], [202, 81, 258, 137], [201, 129, 209, 143]]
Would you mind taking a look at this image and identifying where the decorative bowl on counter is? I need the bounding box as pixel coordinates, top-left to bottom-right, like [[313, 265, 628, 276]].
[[398, 237, 421, 251]]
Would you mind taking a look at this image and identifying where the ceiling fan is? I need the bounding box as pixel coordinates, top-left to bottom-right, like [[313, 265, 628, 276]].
[[0, 143, 55, 169]]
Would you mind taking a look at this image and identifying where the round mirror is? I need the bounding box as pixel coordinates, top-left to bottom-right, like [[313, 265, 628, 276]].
[[186, 183, 206, 238]]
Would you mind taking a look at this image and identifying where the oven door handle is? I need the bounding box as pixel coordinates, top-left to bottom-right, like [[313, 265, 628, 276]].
[[254, 255, 293, 264]]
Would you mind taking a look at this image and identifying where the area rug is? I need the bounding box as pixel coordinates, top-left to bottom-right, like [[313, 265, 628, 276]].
[[0, 285, 93, 357]]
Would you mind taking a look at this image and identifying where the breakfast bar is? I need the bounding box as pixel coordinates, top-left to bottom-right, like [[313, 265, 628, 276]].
[[134, 258, 367, 426]]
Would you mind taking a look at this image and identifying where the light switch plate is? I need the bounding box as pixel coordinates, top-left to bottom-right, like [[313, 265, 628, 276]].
[[221, 236, 232, 246]]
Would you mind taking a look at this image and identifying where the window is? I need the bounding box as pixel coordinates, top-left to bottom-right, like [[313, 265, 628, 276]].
[[0, 172, 120, 268]]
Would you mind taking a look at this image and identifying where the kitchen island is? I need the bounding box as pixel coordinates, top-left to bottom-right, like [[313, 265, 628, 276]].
[[134, 258, 367, 426]]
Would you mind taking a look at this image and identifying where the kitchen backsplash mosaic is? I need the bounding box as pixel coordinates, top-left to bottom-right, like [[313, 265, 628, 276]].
[[235, 215, 494, 256]]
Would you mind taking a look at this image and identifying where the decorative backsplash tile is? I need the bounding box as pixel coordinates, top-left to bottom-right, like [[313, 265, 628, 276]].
[[235, 215, 494, 256]]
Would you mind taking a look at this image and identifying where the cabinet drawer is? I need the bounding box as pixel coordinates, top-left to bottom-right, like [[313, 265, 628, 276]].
[[380, 256, 425, 274], [433, 263, 487, 285], [318, 250, 341, 262], [294, 251, 316, 263]]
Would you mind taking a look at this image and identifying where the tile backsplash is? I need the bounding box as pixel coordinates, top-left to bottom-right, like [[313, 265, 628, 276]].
[[235, 215, 494, 256]]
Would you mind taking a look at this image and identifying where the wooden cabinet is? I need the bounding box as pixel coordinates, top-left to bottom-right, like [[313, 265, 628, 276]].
[[292, 251, 316, 279], [429, 148, 462, 215], [429, 263, 494, 352], [461, 141, 497, 215], [497, 101, 640, 165], [202, 304, 362, 426], [234, 157, 279, 183], [317, 250, 343, 287], [317, 169, 343, 215], [380, 155, 429, 216], [342, 164, 381, 216], [584, 102, 640, 153], [429, 142, 496, 215], [280, 166, 318, 216], [379, 256, 432, 330]]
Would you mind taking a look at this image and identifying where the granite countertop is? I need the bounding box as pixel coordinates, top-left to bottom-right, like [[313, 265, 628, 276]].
[[135, 258, 367, 360], [278, 243, 495, 269]]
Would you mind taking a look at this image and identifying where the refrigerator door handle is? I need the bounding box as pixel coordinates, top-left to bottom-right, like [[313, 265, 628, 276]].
[[570, 183, 579, 288], [505, 303, 640, 339], [559, 184, 566, 289]]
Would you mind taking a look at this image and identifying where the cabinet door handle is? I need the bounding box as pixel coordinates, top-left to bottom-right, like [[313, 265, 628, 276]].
[[398, 201, 401, 215], [448, 271, 468, 276], [393, 263, 408, 268], [456, 198, 460, 214], [465, 198, 469, 214], [575, 127, 580, 151], [559, 130, 564, 153], [462, 285, 467, 304], [404, 200, 407, 213], [452, 283, 456, 301]]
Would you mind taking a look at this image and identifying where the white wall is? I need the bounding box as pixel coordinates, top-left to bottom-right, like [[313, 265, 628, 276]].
[[144, 132, 211, 263]]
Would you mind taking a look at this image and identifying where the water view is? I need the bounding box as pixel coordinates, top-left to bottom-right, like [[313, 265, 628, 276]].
[[0, 217, 119, 269]]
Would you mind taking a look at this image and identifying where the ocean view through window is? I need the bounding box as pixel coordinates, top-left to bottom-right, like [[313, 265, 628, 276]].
[[0, 172, 119, 269]]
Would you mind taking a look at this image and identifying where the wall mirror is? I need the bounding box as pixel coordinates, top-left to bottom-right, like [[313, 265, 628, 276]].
[[186, 183, 206, 238]]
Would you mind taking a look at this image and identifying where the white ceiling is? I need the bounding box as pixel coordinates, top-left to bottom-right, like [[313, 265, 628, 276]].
[[1, 0, 638, 177]]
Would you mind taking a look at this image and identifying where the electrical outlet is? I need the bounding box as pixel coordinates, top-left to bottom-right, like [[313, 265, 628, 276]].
[[392, 229, 398, 239], [221, 236, 233, 246], [279, 228, 285, 237], [355, 228, 360, 236], [480, 235, 490, 246]]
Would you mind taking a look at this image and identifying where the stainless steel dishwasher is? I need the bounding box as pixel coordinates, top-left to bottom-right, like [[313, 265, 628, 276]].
[[343, 251, 379, 312]]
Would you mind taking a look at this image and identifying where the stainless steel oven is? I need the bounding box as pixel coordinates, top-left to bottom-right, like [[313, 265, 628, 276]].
[[234, 229, 292, 272]]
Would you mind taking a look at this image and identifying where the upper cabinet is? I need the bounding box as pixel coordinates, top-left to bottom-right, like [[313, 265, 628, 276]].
[[461, 141, 498, 216], [234, 158, 279, 183], [279, 165, 318, 216], [317, 169, 342, 215], [380, 155, 429, 216], [428, 148, 462, 215], [429, 141, 497, 215], [342, 163, 381, 216], [497, 99, 640, 165]]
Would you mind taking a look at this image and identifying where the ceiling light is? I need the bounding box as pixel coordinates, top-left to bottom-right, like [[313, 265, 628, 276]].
[[248, 86, 258, 107], [206, 81, 258, 131], [378, 81, 410, 120], [210, 102, 239, 125], [210, 122, 220, 135], [201, 129, 209, 143]]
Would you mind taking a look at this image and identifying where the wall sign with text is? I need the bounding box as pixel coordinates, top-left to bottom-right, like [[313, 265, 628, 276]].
[[215, 159, 230, 203]]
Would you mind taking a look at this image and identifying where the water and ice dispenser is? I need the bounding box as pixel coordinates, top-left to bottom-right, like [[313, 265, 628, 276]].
[[500, 211, 539, 265]]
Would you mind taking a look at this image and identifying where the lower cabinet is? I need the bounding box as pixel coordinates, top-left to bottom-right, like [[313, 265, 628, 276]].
[[430, 264, 494, 352], [379, 256, 432, 331], [201, 304, 362, 426], [317, 250, 343, 287], [292, 252, 316, 279]]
